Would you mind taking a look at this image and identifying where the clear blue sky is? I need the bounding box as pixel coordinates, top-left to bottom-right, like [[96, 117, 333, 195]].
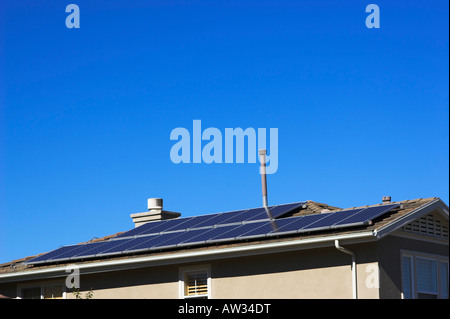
[[0, 0, 448, 263]]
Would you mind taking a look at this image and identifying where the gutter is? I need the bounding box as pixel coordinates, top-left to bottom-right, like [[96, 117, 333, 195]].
[[335, 240, 357, 299], [0, 231, 375, 283]]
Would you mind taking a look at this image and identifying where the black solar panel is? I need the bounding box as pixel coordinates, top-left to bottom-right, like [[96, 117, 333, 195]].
[[334, 204, 399, 226], [272, 214, 329, 234], [236, 221, 274, 239], [301, 208, 365, 231], [151, 228, 208, 249], [214, 210, 251, 225], [26, 244, 80, 263], [47, 241, 110, 261], [134, 217, 194, 235], [270, 202, 304, 218], [115, 219, 173, 238], [242, 207, 269, 221], [176, 225, 239, 246], [100, 235, 160, 256], [27, 201, 400, 265], [122, 233, 174, 253], [69, 239, 134, 259]]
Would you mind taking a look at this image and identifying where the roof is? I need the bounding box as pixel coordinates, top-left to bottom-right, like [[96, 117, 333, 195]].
[[0, 197, 448, 279]]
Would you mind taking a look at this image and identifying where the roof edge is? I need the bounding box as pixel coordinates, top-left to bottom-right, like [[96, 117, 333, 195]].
[[373, 198, 449, 239]]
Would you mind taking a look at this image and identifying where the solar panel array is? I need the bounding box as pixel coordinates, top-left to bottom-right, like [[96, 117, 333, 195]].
[[27, 202, 399, 265]]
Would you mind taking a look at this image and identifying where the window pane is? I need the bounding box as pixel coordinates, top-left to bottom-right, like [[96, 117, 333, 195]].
[[439, 262, 449, 299], [22, 287, 41, 299], [43, 285, 63, 299], [184, 271, 208, 297], [401, 256, 412, 299], [416, 258, 437, 294]]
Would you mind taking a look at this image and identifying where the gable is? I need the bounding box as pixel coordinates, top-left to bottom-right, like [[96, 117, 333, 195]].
[[399, 211, 449, 240]]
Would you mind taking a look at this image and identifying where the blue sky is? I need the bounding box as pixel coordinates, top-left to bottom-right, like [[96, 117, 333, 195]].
[[0, 0, 448, 263]]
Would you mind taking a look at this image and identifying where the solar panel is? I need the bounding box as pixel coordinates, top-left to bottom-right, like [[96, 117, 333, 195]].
[[116, 219, 173, 238], [151, 228, 208, 249], [237, 221, 274, 239], [27, 201, 399, 265], [26, 244, 81, 263], [119, 233, 173, 253], [270, 214, 329, 234], [301, 208, 365, 230], [334, 204, 399, 226], [68, 239, 135, 259], [187, 213, 227, 228], [204, 222, 263, 241], [242, 207, 270, 221], [176, 225, 239, 246], [159, 216, 206, 232], [116, 202, 306, 240], [122, 230, 208, 254], [99, 235, 161, 256], [214, 221, 267, 240], [214, 210, 251, 225], [270, 202, 305, 218], [133, 217, 195, 236], [116, 214, 220, 239], [45, 241, 110, 261], [182, 214, 225, 230]]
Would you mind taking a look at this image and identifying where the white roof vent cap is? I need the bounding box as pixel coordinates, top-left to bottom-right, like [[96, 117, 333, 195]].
[[148, 198, 163, 210]]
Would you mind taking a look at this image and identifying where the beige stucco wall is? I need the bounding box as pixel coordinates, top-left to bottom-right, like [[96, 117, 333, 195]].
[[1, 244, 382, 299], [59, 244, 381, 299], [1, 240, 407, 299], [210, 246, 380, 299], [5, 233, 446, 299]]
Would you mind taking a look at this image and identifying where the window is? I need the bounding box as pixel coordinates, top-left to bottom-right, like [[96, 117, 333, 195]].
[[20, 284, 64, 299], [416, 258, 438, 298], [43, 285, 63, 299], [401, 256, 413, 299], [401, 252, 448, 299], [21, 287, 41, 299], [179, 266, 210, 299], [439, 261, 449, 299]]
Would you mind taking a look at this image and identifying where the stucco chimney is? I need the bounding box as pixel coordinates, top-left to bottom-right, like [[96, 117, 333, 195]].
[[130, 198, 181, 227]]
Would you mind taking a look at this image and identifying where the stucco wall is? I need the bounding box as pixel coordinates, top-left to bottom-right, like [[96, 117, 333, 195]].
[[60, 243, 382, 299], [2, 239, 426, 299]]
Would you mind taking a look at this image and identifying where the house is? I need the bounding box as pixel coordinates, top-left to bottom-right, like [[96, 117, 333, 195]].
[[0, 196, 448, 299]]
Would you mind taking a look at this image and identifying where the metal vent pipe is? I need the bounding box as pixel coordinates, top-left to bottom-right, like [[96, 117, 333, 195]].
[[259, 149, 278, 232]]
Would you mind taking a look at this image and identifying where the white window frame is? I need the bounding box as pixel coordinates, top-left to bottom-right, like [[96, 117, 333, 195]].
[[179, 264, 211, 299], [400, 250, 448, 299]]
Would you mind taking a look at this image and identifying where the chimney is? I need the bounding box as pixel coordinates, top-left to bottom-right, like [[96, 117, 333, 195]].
[[130, 198, 181, 227], [382, 196, 391, 204]]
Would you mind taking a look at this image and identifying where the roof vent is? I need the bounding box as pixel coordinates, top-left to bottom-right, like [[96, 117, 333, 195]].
[[130, 198, 181, 228], [382, 196, 391, 204], [148, 198, 163, 210]]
